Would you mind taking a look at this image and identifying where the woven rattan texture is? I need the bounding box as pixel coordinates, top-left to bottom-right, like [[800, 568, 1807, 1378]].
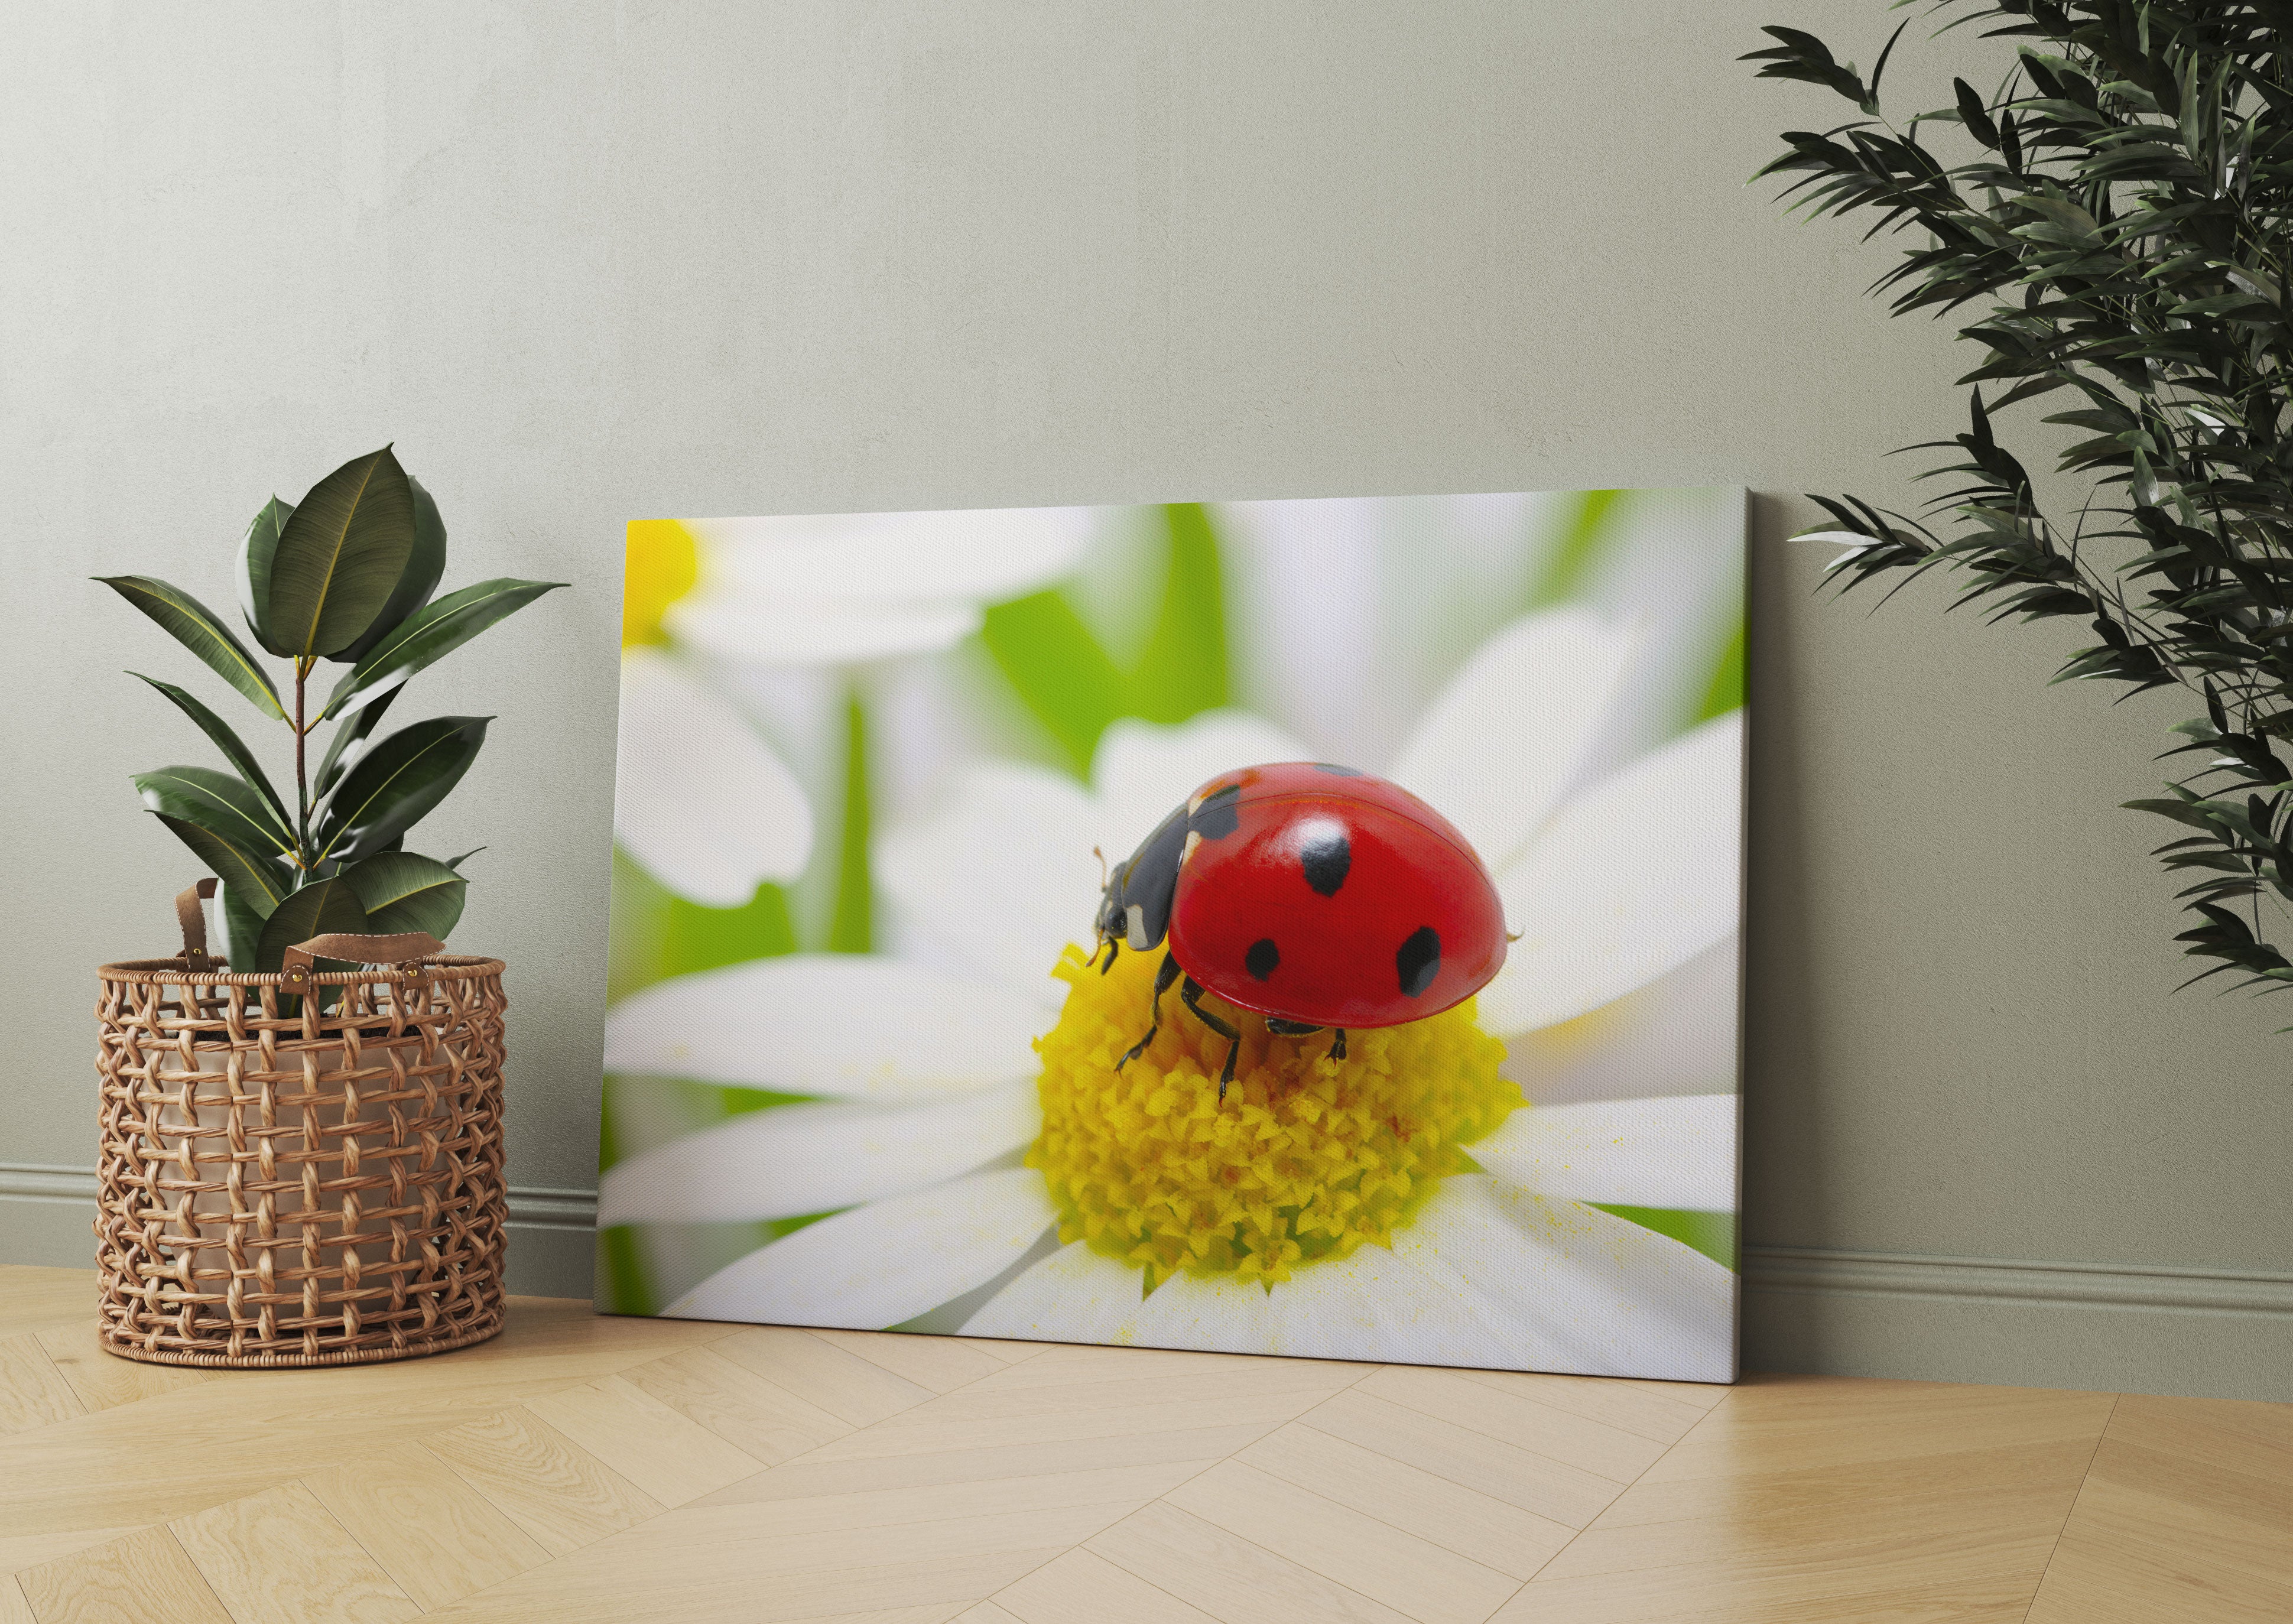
[[91, 956, 509, 1367]]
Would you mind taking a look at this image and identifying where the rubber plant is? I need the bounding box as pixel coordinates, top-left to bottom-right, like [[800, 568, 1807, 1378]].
[[1747, 3, 2293, 1003], [100, 447, 563, 970]]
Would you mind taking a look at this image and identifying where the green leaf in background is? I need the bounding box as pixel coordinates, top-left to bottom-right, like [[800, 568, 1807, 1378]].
[[980, 592, 1129, 777], [314, 714, 490, 863], [95, 576, 286, 720], [220, 883, 267, 971], [340, 850, 467, 939], [134, 765, 294, 856], [827, 688, 872, 953], [312, 684, 401, 800], [254, 875, 371, 976], [335, 474, 449, 665], [319, 576, 567, 722], [151, 814, 289, 917], [1525, 489, 1626, 608], [979, 502, 1232, 778], [1692, 619, 1746, 724], [1128, 503, 1230, 724], [131, 674, 290, 827], [267, 446, 417, 660], [607, 849, 797, 1004], [234, 496, 294, 656], [1592, 1204, 1737, 1271]]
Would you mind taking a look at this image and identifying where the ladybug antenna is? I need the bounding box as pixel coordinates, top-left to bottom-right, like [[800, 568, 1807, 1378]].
[[1092, 845, 1107, 889]]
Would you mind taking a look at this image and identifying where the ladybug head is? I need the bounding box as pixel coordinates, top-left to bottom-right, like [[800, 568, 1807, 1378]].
[[1093, 853, 1131, 969]]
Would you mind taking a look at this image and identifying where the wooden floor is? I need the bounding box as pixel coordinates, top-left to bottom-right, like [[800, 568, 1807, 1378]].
[[2, 1266, 2286, 1623]]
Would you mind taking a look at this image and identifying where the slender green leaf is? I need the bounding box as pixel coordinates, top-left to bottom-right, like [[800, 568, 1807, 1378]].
[[96, 576, 285, 719], [336, 474, 450, 664], [1128, 503, 1230, 725], [235, 496, 295, 655], [1691, 619, 1746, 723], [313, 684, 401, 800], [313, 715, 489, 863], [268, 446, 416, 659], [131, 674, 290, 827], [444, 847, 484, 871], [320, 576, 567, 721], [1589, 1204, 1736, 1271], [1526, 489, 1626, 608], [827, 688, 871, 953], [254, 876, 370, 976], [150, 814, 288, 917], [340, 850, 467, 938], [979, 590, 1128, 777], [134, 765, 294, 856]]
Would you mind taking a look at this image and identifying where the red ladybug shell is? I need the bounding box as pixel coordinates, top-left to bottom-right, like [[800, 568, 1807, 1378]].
[[1165, 763, 1507, 1030]]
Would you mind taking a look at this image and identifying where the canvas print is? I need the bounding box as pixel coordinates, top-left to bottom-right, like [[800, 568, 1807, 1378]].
[[599, 489, 1743, 1382]]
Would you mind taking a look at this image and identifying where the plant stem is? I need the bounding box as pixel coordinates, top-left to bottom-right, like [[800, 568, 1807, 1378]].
[[294, 658, 310, 864]]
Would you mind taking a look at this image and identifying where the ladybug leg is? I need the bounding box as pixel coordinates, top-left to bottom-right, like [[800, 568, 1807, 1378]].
[[1118, 951, 1183, 1070], [1330, 1028, 1347, 1061], [1179, 976, 1243, 1100]]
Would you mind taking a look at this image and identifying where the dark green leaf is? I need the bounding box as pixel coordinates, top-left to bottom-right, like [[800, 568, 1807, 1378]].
[[340, 850, 467, 939], [254, 876, 371, 976], [131, 674, 290, 828], [319, 576, 566, 722], [313, 684, 401, 800], [313, 715, 490, 863], [336, 474, 450, 664], [220, 882, 267, 971], [134, 766, 294, 856], [150, 814, 290, 917], [96, 577, 285, 719], [268, 446, 417, 659], [235, 496, 294, 655]]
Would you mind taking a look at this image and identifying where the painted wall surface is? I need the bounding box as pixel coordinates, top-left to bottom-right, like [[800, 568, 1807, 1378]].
[[3, 3, 2286, 1398]]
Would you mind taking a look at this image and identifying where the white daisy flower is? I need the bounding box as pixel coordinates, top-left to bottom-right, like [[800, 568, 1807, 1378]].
[[599, 607, 1741, 1381], [612, 509, 1096, 905]]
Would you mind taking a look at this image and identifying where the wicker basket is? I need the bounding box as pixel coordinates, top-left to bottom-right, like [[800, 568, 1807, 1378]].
[[92, 882, 509, 1367]]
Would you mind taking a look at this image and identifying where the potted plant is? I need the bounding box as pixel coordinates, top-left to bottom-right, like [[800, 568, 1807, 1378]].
[[102, 446, 561, 966], [90, 447, 562, 1368], [1746, 5, 2293, 1004]]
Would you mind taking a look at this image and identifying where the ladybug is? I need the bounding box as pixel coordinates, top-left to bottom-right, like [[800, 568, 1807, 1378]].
[[1093, 762, 1509, 1098]]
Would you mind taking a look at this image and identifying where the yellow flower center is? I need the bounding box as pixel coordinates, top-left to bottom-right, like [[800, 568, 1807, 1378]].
[[1028, 943, 1518, 1290], [622, 520, 700, 648]]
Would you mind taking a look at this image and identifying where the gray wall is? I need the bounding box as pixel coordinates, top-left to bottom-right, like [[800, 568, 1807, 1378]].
[[5, 3, 2286, 1401]]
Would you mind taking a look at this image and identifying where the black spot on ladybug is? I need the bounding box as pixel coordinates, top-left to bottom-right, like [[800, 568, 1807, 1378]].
[[1298, 824, 1350, 897], [1190, 782, 1242, 840], [1313, 762, 1363, 777], [1396, 927, 1441, 998], [1245, 937, 1281, 980]]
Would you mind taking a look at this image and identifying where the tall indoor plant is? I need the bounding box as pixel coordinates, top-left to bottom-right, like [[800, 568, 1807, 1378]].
[[100, 446, 561, 970], [1748, 3, 2293, 1001]]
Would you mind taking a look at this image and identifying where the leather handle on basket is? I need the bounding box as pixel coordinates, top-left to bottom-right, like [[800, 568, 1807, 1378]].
[[175, 879, 219, 972], [280, 931, 447, 988]]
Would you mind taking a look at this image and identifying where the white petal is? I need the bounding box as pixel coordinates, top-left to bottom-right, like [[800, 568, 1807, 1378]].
[[664, 1168, 1060, 1327], [1480, 711, 1743, 1037], [1388, 608, 1644, 872], [692, 506, 1097, 606], [875, 762, 1101, 1005], [666, 596, 983, 668], [1090, 710, 1315, 860], [960, 1240, 1154, 1346], [1471, 1095, 1737, 1212], [596, 1082, 1040, 1227], [1504, 938, 1739, 1108], [604, 955, 1048, 1098], [1440, 1178, 1736, 1382], [614, 649, 813, 905]]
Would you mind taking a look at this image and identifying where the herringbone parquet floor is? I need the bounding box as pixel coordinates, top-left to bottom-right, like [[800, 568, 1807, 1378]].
[[2, 1265, 2286, 1623]]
